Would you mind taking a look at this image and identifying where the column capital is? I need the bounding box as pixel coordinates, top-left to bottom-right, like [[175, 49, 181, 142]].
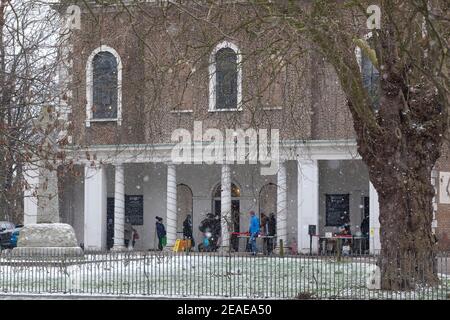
[[113, 162, 124, 168], [85, 163, 104, 172], [297, 158, 318, 166]]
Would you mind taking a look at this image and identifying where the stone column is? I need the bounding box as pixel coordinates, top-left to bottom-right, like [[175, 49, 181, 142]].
[[23, 164, 39, 225], [23, 161, 59, 224], [166, 163, 177, 247], [297, 159, 319, 254], [220, 164, 231, 250], [35, 106, 60, 223], [84, 165, 107, 251], [112, 164, 126, 250], [369, 182, 381, 254], [277, 161, 288, 249], [37, 165, 60, 223]]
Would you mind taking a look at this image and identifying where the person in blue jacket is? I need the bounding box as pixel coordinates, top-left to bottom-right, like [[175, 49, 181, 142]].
[[248, 210, 260, 255]]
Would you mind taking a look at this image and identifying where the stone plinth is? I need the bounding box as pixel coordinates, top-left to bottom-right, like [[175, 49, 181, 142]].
[[12, 223, 83, 256]]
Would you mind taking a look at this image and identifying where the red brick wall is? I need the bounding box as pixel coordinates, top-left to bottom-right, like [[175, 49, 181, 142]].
[[68, 4, 356, 148]]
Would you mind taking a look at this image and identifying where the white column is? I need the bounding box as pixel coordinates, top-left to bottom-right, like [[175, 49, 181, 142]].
[[84, 165, 107, 251], [298, 159, 319, 253], [112, 164, 126, 250], [23, 164, 39, 225], [166, 163, 177, 247], [277, 161, 287, 248], [220, 164, 231, 250], [369, 182, 381, 254]]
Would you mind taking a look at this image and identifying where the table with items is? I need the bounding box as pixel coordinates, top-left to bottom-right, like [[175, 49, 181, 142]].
[[319, 234, 367, 255], [231, 232, 277, 253]]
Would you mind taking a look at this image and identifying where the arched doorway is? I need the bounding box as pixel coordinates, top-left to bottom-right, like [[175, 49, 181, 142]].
[[212, 183, 241, 251], [177, 184, 193, 238], [259, 183, 277, 218]]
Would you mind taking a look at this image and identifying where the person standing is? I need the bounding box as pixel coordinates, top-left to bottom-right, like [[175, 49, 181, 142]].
[[124, 217, 137, 249], [155, 216, 167, 251], [183, 214, 195, 250], [267, 212, 277, 254], [248, 210, 260, 256], [198, 213, 214, 252], [360, 215, 369, 253], [260, 212, 269, 254]]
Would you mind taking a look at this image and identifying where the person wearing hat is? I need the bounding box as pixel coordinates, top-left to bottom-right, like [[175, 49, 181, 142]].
[[155, 216, 167, 250]]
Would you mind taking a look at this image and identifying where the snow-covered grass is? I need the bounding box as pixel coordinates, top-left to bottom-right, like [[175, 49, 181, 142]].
[[0, 253, 449, 299]]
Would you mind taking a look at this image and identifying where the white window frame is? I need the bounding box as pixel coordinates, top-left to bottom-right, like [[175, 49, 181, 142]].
[[86, 45, 122, 127], [208, 41, 242, 112]]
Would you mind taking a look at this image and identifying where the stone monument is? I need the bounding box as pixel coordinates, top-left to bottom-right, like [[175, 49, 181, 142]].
[[13, 106, 82, 256]]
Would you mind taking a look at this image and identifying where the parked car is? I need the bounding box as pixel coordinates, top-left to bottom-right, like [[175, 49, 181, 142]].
[[9, 225, 24, 248], [0, 222, 16, 249]]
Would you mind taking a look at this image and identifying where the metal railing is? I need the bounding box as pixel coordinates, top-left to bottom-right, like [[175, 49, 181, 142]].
[[0, 249, 449, 299]]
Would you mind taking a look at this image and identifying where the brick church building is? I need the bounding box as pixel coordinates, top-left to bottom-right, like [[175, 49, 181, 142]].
[[23, 1, 450, 252]]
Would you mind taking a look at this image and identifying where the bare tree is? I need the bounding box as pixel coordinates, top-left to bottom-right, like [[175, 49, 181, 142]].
[[0, 0, 64, 222], [226, 0, 448, 289]]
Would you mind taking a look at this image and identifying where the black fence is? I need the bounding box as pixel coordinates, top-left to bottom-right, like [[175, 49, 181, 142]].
[[0, 250, 449, 299]]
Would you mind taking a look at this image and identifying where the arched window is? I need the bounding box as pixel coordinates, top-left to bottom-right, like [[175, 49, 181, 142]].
[[213, 183, 241, 198], [216, 48, 237, 109], [356, 34, 380, 109], [86, 46, 122, 126], [209, 41, 242, 111]]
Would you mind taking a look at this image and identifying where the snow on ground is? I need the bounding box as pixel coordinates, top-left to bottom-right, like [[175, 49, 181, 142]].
[[0, 253, 449, 299]]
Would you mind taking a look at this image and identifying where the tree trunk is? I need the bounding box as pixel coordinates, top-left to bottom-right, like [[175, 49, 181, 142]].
[[298, 0, 449, 291], [353, 85, 446, 290], [374, 166, 438, 290]]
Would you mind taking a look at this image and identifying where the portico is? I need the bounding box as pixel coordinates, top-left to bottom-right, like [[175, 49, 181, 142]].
[[23, 140, 382, 254]]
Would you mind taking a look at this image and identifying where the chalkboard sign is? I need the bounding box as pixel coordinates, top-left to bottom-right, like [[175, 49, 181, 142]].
[[125, 195, 144, 225], [325, 194, 350, 226], [308, 225, 316, 236]]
